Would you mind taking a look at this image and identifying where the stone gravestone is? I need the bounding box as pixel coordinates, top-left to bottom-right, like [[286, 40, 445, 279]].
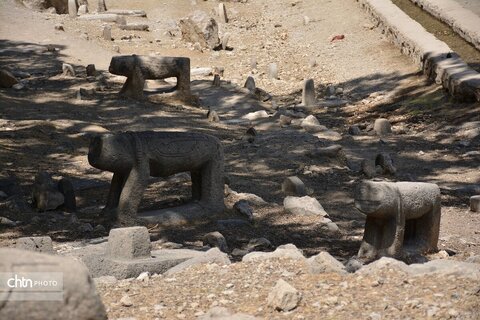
[[88, 131, 225, 225], [97, 0, 107, 12], [218, 3, 228, 23], [302, 78, 315, 107], [68, 0, 77, 18], [354, 181, 441, 261], [102, 25, 112, 41], [244, 76, 256, 92], [268, 63, 278, 79]]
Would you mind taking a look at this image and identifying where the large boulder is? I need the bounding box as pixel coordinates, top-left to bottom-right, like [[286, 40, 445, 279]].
[[179, 11, 221, 49], [0, 248, 107, 320]]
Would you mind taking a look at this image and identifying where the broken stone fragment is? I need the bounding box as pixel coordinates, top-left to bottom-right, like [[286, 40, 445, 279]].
[[374, 118, 392, 136], [284, 196, 328, 216], [203, 231, 229, 253], [281, 176, 307, 196], [267, 279, 301, 311]]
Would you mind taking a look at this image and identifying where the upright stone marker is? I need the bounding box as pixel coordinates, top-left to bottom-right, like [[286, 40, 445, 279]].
[[68, 0, 77, 18], [213, 74, 220, 87], [218, 3, 228, 23], [102, 25, 112, 41], [244, 76, 256, 92], [98, 0, 107, 12], [106, 226, 151, 260], [268, 63, 278, 79], [470, 195, 480, 212], [302, 78, 315, 107]]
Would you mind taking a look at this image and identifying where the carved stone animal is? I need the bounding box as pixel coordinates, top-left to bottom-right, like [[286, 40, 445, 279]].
[[354, 181, 441, 261], [88, 131, 224, 225]]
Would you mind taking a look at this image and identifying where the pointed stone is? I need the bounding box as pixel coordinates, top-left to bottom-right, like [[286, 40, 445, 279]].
[[302, 78, 315, 107]]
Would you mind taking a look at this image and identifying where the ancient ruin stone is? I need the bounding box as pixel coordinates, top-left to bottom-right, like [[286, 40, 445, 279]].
[[16, 236, 54, 253], [0, 69, 19, 88], [106, 226, 151, 260], [244, 76, 256, 92], [267, 279, 301, 311], [361, 159, 376, 178], [179, 11, 220, 49], [32, 172, 64, 211], [62, 63, 75, 77], [102, 25, 112, 41], [77, 4, 88, 15], [218, 3, 228, 23], [281, 176, 307, 196], [221, 32, 230, 50], [470, 195, 480, 212], [54, 23, 64, 31], [213, 74, 221, 86], [97, 0, 107, 12], [68, 0, 77, 18], [243, 244, 305, 262], [246, 238, 272, 251], [165, 248, 231, 276], [88, 131, 224, 225], [375, 152, 396, 175], [307, 251, 347, 274], [374, 118, 392, 136], [108, 55, 191, 100], [233, 199, 254, 221], [58, 178, 76, 212], [301, 115, 327, 133], [302, 78, 315, 107], [0, 248, 107, 320], [268, 63, 278, 79], [355, 181, 441, 261], [348, 125, 361, 135], [284, 196, 328, 216], [86, 64, 96, 77], [204, 231, 229, 253], [207, 109, 220, 122]]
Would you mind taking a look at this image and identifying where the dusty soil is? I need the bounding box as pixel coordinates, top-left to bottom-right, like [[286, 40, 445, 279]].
[[0, 0, 479, 319]]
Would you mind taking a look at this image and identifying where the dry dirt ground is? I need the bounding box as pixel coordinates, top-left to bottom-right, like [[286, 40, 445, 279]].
[[0, 0, 479, 319]]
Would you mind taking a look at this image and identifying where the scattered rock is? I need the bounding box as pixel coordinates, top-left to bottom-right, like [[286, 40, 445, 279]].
[[375, 153, 396, 175], [204, 231, 229, 253], [207, 110, 220, 122], [348, 125, 361, 135], [233, 200, 254, 221], [284, 196, 328, 216], [307, 251, 347, 274], [212, 74, 221, 86], [308, 144, 343, 158], [0, 69, 19, 88], [120, 294, 133, 307], [281, 176, 307, 196], [345, 257, 364, 273], [243, 244, 304, 262], [62, 63, 75, 77], [246, 238, 272, 252], [58, 178, 76, 212], [243, 110, 269, 121], [77, 4, 88, 15], [470, 195, 480, 212], [54, 23, 64, 31], [165, 248, 231, 276], [373, 118, 392, 136], [86, 64, 96, 77], [267, 279, 301, 312], [32, 172, 64, 211], [179, 11, 220, 49]]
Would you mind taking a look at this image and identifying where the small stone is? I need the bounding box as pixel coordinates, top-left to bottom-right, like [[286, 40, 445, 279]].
[[374, 118, 392, 136], [243, 110, 269, 121], [348, 125, 361, 135], [279, 115, 292, 126], [246, 238, 272, 251], [80, 33, 89, 40], [345, 257, 364, 273], [86, 64, 96, 77], [16, 236, 54, 253], [233, 200, 254, 221], [307, 251, 346, 274], [62, 63, 75, 77], [0, 216, 16, 227], [326, 85, 335, 96], [221, 33, 230, 50], [113, 45, 120, 53], [213, 74, 221, 87], [54, 23, 64, 31], [267, 279, 301, 311], [282, 176, 307, 196], [303, 16, 310, 25], [207, 110, 220, 122], [120, 294, 133, 307], [470, 195, 480, 212], [302, 79, 315, 107], [204, 231, 229, 253], [77, 4, 88, 15], [0, 69, 19, 88], [244, 76, 256, 92], [284, 196, 328, 216], [136, 271, 150, 281], [78, 223, 93, 233], [361, 159, 376, 178]]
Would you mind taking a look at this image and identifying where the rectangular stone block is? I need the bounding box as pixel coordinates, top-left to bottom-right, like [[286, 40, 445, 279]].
[[106, 226, 151, 260], [16, 236, 54, 254]]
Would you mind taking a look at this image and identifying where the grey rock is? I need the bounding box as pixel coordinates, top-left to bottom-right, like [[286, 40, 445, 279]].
[[78, 223, 93, 233], [267, 279, 301, 311], [0, 248, 107, 320], [165, 248, 231, 276], [199, 306, 259, 320], [207, 110, 220, 122], [16, 236, 54, 253], [307, 251, 347, 274], [102, 25, 112, 41], [86, 64, 96, 77], [62, 63, 75, 77], [58, 178, 76, 212], [281, 176, 307, 196], [348, 125, 361, 135], [470, 195, 480, 212], [268, 63, 278, 79], [179, 11, 220, 49], [233, 200, 254, 221], [284, 196, 328, 216], [373, 118, 392, 136], [77, 4, 88, 14], [0, 216, 16, 227], [0, 69, 19, 88], [345, 257, 364, 273], [32, 172, 64, 211], [301, 115, 327, 133], [302, 79, 315, 107], [68, 0, 77, 18], [204, 231, 229, 253], [375, 153, 396, 175], [246, 238, 272, 252], [244, 76, 256, 92], [106, 226, 151, 260], [243, 243, 304, 262], [357, 257, 409, 275]]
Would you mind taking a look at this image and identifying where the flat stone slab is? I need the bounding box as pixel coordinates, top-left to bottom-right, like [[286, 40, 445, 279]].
[[66, 242, 203, 279]]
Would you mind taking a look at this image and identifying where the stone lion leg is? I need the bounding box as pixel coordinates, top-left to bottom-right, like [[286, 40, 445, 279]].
[[199, 150, 224, 211], [119, 66, 145, 99], [103, 173, 127, 218], [358, 217, 382, 260], [411, 198, 441, 254], [116, 161, 150, 224], [383, 194, 406, 258]]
